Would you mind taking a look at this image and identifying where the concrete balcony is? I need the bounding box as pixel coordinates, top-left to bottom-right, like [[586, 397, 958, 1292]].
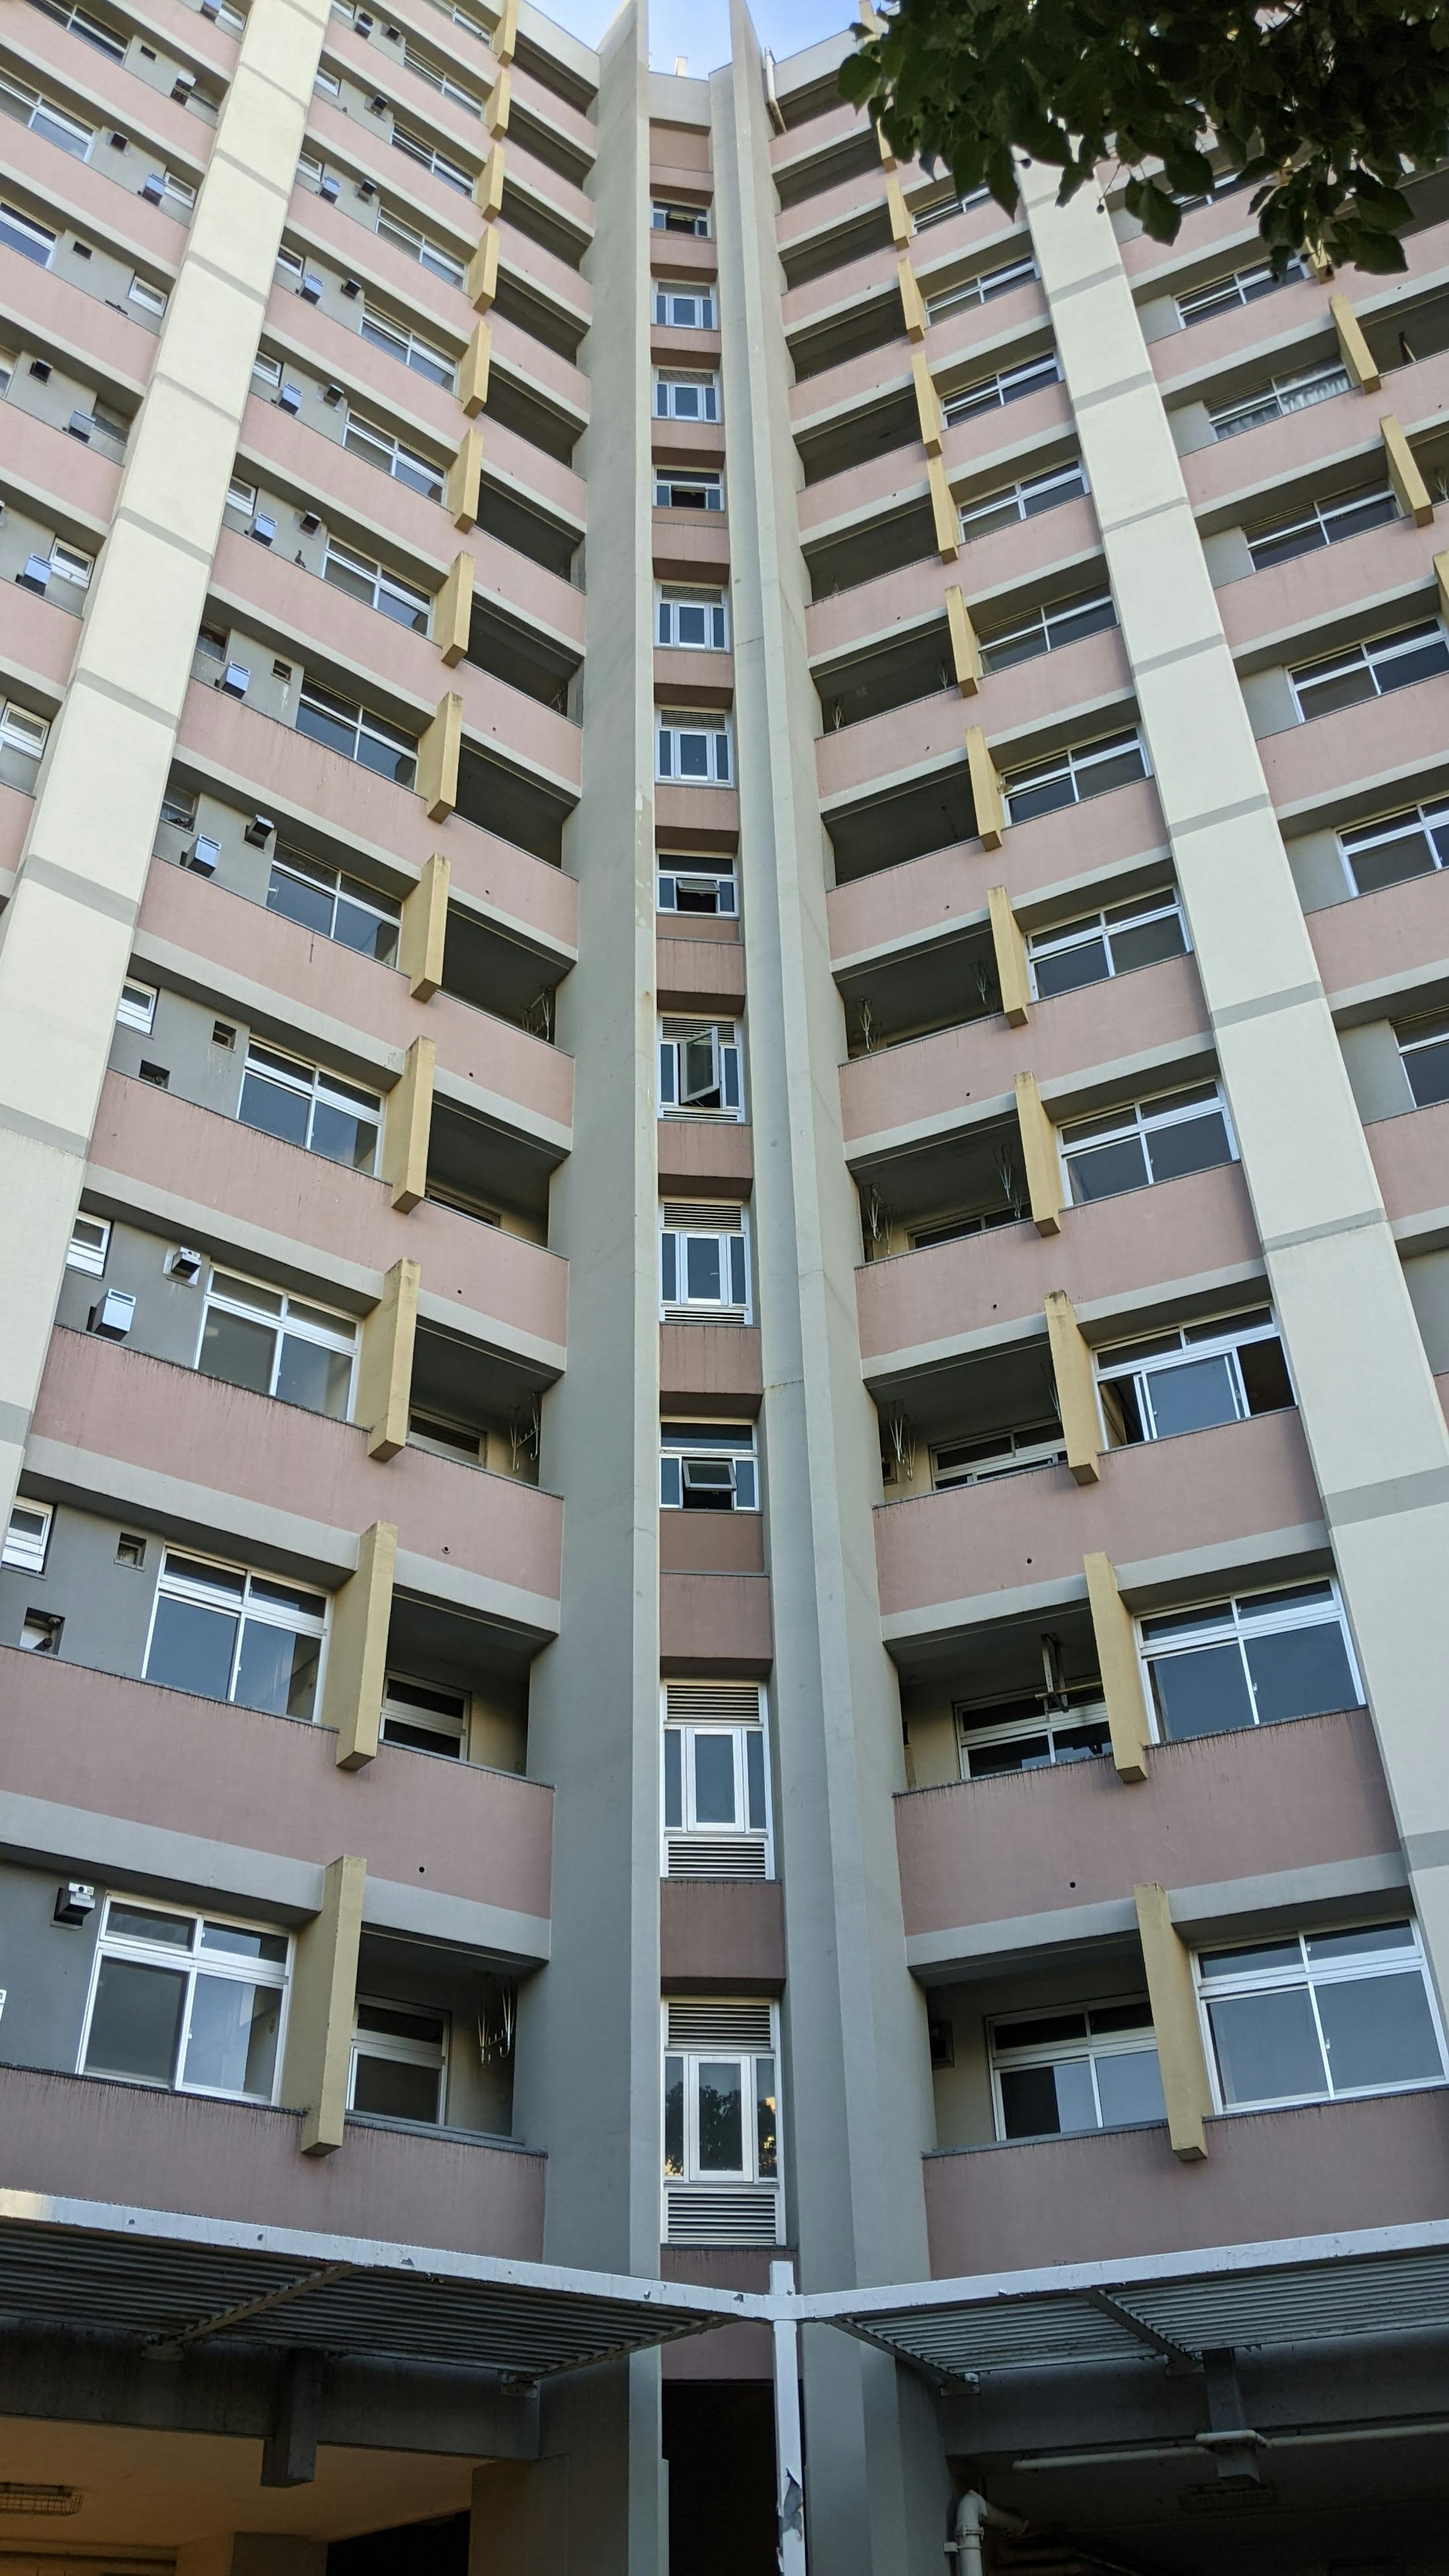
[[11, 2, 218, 168], [660, 1880, 785, 1990], [898, 1707, 1398, 1976], [1120, 189, 1265, 287], [657, 932, 746, 1015], [652, 646, 734, 707], [0, 565, 83, 705], [654, 782, 738, 846], [1183, 345, 1449, 524], [777, 160, 888, 261], [649, 229, 717, 282], [816, 627, 1134, 809], [0, 242, 153, 400], [783, 236, 897, 335], [856, 1160, 1260, 1380], [840, 951, 1210, 1157], [660, 1572, 772, 1678], [0, 391, 122, 530], [210, 529, 581, 800], [135, 861, 575, 1141], [1260, 671, 1449, 834], [1219, 503, 1438, 654], [798, 377, 1077, 541], [88, 1072, 569, 1370], [826, 776, 1169, 959], [0, 1644, 553, 1948], [0, 116, 190, 276], [772, 97, 871, 180], [653, 511, 731, 587], [656, 1118, 752, 1195], [1149, 270, 1334, 405], [661, 1513, 765, 1577], [875, 1406, 1322, 1646], [1370, 1097, 1449, 1240], [238, 397, 585, 651], [924, 2087, 1449, 2275], [659, 1324, 763, 1416], [30, 1329, 564, 1632], [807, 494, 1103, 673], [0, 2063, 545, 2258], [1310, 863, 1449, 1009], [174, 680, 577, 949]]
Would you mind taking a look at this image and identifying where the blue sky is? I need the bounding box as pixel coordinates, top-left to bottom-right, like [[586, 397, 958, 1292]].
[[541, 0, 852, 75]]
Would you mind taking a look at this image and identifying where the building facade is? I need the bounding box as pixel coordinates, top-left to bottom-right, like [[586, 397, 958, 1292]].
[[2, 0, 1449, 2565]]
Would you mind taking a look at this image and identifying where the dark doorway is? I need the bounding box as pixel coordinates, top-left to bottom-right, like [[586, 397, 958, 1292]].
[[664, 2381, 778, 2576]]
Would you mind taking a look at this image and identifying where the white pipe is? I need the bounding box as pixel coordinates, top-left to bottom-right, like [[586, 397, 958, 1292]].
[[770, 2259, 807, 2576], [948, 2489, 1029, 2575]]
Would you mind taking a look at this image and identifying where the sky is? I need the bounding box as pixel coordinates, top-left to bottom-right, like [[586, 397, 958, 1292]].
[[538, 0, 852, 77]]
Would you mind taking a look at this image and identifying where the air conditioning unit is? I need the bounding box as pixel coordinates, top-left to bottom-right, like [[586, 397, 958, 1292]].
[[17, 555, 49, 595], [166, 1246, 205, 1284], [251, 513, 277, 546], [90, 1287, 137, 1340], [300, 273, 323, 303], [141, 171, 166, 203], [244, 812, 275, 845], [54, 1884, 96, 1925], [277, 382, 302, 416], [188, 835, 220, 876], [319, 173, 340, 202], [221, 661, 250, 698]]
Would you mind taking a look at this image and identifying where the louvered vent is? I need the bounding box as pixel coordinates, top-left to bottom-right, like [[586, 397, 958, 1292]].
[[666, 1682, 762, 1723], [666, 1835, 769, 1879], [667, 1999, 774, 2050], [663, 1202, 741, 1231], [665, 2186, 781, 2247]]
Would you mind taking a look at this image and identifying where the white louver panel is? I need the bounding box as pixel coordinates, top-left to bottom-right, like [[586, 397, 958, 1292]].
[[662, 1201, 740, 1231], [665, 1834, 769, 1879], [666, 1682, 762, 1723], [667, 1999, 774, 2050], [665, 2185, 782, 2247]]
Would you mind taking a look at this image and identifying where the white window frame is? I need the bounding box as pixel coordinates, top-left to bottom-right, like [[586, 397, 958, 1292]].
[[1026, 884, 1188, 999], [988, 1995, 1163, 2141], [914, 182, 994, 228], [654, 467, 723, 511], [266, 845, 401, 961], [1195, 1921, 1446, 2114], [662, 1682, 772, 1878], [197, 1265, 357, 1416], [651, 199, 710, 235], [143, 1545, 329, 1716], [979, 588, 1116, 676], [342, 410, 445, 502], [1289, 620, 1449, 725], [659, 1208, 751, 1321], [658, 1016, 743, 1119], [654, 368, 719, 423], [42, 3, 127, 61], [1137, 1577, 1363, 1746], [390, 123, 471, 194], [322, 536, 431, 633], [296, 678, 417, 784], [2, 1497, 53, 1573], [1058, 1079, 1237, 1207], [1175, 253, 1303, 329], [0, 700, 50, 766], [1209, 359, 1350, 441], [656, 584, 728, 650], [0, 203, 58, 266], [78, 1893, 291, 2104], [926, 253, 1037, 323], [1338, 798, 1449, 897], [0, 73, 95, 160], [654, 278, 716, 329], [400, 34, 481, 109], [1396, 1010, 1449, 1108], [46, 536, 91, 591], [238, 1037, 383, 1173], [657, 707, 731, 785], [116, 977, 158, 1033], [660, 1421, 758, 1510], [657, 854, 737, 915], [1246, 482, 1398, 574], [313, 62, 341, 95], [251, 348, 282, 392], [381, 1671, 470, 1757], [959, 458, 1088, 543], [931, 1420, 1066, 1490], [375, 204, 466, 287], [943, 351, 1060, 428], [1002, 728, 1150, 825], [359, 303, 455, 389], [954, 1686, 1112, 1781], [225, 475, 258, 520], [66, 1213, 111, 1275], [662, 2001, 780, 2201], [1095, 1304, 1291, 1445], [348, 1995, 450, 2124], [128, 272, 168, 317]]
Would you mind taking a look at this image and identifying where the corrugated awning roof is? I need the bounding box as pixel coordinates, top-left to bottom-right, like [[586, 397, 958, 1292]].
[[0, 2188, 771, 2382], [795, 2220, 1449, 2383]]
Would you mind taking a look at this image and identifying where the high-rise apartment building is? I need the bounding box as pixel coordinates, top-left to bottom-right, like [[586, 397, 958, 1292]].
[[3, 0, 1449, 2565]]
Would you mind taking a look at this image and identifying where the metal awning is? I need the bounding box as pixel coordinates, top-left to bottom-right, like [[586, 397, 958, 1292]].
[[0, 2188, 772, 2382], [796, 2220, 1449, 2383]]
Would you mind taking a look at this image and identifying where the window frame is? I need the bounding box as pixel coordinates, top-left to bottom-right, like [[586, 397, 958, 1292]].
[[375, 203, 466, 286], [657, 854, 737, 915], [1175, 252, 1303, 328], [295, 677, 418, 785], [237, 1036, 384, 1174], [653, 367, 720, 423], [1026, 884, 1188, 1000], [656, 584, 728, 650], [978, 587, 1117, 677], [77, 1892, 292, 2105], [2, 1496, 54, 1573], [1195, 1920, 1446, 2115], [657, 707, 732, 785], [0, 202, 59, 266], [265, 845, 401, 963], [1209, 359, 1351, 442], [925, 252, 1038, 323], [651, 199, 710, 236], [659, 1210, 751, 1321], [988, 1994, 1164, 2142], [1001, 727, 1151, 825], [1137, 1576, 1364, 1747], [380, 1671, 470, 1758], [1095, 1304, 1292, 1446], [654, 467, 724, 512], [341, 409, 446, 502], [0, 71, 96, 160], [389, 123, 471, 192], [1288, 620, 1449, 725], [658, 1016, 743, 1120], [322, 535, 431, 633], [359, 302, 455, 389], [958, 459, 1088, 542], [660, 1421, 759, 1512], [142, 1546, 330, 1720], [953, 1686, 1112, 1782], [662, 2004, 779, 2192], [1245, 481, 1397, 574], [1058, 1079, 1237, 1207], [942, 351, 1061, 428], [1395, 1010, 1449, 1109], [196, 1264, 358, 1419], [661, 1684, 772, 1875], [653, 278, 716, 329], [1337, 798, 1449, 898], [348, 1993, 450, 2124]]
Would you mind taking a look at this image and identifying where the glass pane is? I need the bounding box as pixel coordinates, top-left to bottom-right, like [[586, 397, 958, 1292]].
[[1144, 1353, 1239, 1438], [146, 1594, 237, 1701], [296, 695, 359, 758], [1296, 665, 1375, 720], [107, 1903, 194, 1947], [697, 2060, 744, 2169], [1199, 1938, 1302, 1978], [1405, 1039, 1449, 1109], [200, 1921, 288, 1962], [1066, 1137, 1149, 1203], [1052, 1718, 1113, 1762], [1145, 1110, 1232, 1182], [1110, 914, 1186, 973], [85, 1958, 186, 2082], [969, 1732, 1052, 1777], [756, 2056, 777, 2177], [334, 895, 398, 963], [1307, 1923, 1413, 1962], [1034, 937, 1109, 998], [275, 1334, 352, 1419], [1345, 826, 1434, 894], [266, 868, 336, 940], [308, 1100, 377, 1170], [664, 1730, 683, 1830], [183, 1973, 280, 2096], [998, 2063, 1063, 2136], [352, 2054, 442, 2121], [1094, 2047, 1167, 2127], [1316, 1970, 1442, 2092], [1208, 1987, 1326, 2104], [234, 1618, 321, 1719], [1245, 1622, 1358, 1723], [1150, 1638, 1255, 1740], [1238, 1337, 1294, 1416], [1375, 636, 1449, 693], [239, 1070, 310, 1148], [746, 1729, 767, 1830], [692, 1733, 737, 1825], [1078, 746, 1146, 800], [664, 2056, 685, 2174], [199, 1307, 275, 1396], [1007, 773, 1075, 824], [684, 1238, 722, 1301]]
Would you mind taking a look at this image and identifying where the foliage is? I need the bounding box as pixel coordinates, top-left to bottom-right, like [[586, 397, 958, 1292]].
[[839, 0, 1449, 274]]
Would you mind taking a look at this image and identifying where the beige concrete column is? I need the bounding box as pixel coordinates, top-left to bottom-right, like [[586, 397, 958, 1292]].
[[1084, 1550, 1151, 1781], [322, 1519, 397, 1768], [0, 0, 330, 1540], [1134, 1882, 1212, 2161], [1023, 163, 1449, 2012], [280, 1852, 366, 2155]]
